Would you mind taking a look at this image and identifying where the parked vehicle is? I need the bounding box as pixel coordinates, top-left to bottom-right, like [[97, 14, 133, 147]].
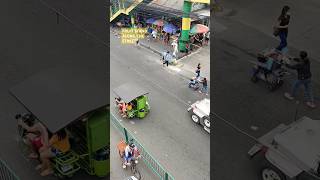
[[248, 116, 320, 180], [113, 82, 150, 119], [187, 98, 210, 133]]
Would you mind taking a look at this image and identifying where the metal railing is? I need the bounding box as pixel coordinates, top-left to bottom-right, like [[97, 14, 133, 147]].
[[110, 112, 175, 180], [0, 158, 20, 180]]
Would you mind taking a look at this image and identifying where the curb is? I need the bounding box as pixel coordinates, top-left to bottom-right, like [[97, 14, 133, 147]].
[[139, 42, 162, 56], [139, 41, 202, 66], [138, 41, 211, 95]]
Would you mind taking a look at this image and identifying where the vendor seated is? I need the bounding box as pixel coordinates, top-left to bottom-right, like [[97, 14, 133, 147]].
[[126, 102, 133, 111], [38, 129, 70, 176], [115, 97, 123, 105], [118, 100, 125, 112], [120, 103, 127, 117]]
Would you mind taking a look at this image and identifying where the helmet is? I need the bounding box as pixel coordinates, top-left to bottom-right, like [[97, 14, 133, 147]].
[[129, 142, 135, 148], [15, 114, 22, 120], [300, 51, 308, 59]]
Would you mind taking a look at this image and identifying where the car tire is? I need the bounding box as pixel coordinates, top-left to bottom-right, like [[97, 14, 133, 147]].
[[146, 101, 150, 111], [203, 118, 210, 128], [261, 166, 286, 180], [191, 113, 200, 124]]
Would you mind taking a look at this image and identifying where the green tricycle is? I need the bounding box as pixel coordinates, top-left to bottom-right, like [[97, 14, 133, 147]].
[[11, 65, 109, 179], [113, 83, 150, 119]]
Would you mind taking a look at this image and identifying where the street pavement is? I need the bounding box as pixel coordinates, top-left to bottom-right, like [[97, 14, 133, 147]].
[[110, 31, 210, 179], [0, 0, 107, 179], [218, 0, 320, 61], [212, 1, 320, 180], [134, 31, 211, 83]]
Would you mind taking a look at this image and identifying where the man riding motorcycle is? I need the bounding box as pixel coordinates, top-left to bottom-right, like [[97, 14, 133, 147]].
[[123, 142, 140, 168]]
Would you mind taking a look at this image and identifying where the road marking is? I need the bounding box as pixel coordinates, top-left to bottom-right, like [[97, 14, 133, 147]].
[[250, 126, 259, 131], [168, 66, 181, 72]]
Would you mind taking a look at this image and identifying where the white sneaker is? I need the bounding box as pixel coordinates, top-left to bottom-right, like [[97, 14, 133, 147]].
[[284, 92, 294, 100], [306, 102, 316, 108]]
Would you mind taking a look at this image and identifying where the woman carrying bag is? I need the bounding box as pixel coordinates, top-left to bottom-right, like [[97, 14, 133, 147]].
[[273, 5, 290, 52]]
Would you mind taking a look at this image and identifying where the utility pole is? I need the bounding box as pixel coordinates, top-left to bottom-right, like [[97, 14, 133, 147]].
[[179, 1, 192, 52]]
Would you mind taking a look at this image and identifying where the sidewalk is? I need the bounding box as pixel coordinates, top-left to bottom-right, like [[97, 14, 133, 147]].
[[110, 124, 157, 180], [139, 38, 211, 81], [139, 38, 185, 58]]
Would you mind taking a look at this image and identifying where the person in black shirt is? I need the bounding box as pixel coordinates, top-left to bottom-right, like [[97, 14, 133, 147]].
[[200, 77, 208, 94], [284, 51, 315, 108], [275, 6, 290, 51], [196, 63, 201, 78]]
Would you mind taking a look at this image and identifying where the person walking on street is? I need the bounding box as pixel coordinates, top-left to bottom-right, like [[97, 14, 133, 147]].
[[152, 29, 157, 40], [197, 63, 201, 70], [200, 77, 208, 95], [162, 51, 170, 67], [172, 40, 178, 58], [166, 33, 170, 45], [147, 26, 152, 41], [195, 63, 201, 77], [204, 31, 210, 45], [284, 51, 316, 108], [274, 6, 290, 52]]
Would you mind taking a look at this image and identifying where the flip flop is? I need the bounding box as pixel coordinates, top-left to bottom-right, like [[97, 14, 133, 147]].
[[306, 102, 316, 108]]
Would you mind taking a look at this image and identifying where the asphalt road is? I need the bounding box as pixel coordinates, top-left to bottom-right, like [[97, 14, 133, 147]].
[[110, 32, 210, 180], [212, 11, 320, 180], [0, 0, 107, 179]]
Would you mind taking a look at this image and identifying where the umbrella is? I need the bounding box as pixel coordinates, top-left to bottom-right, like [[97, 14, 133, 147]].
[[190, 24, 209, 34], [146, 18, 156, 24], [152, 19, 166, 26], [163, 23, 178, 34]]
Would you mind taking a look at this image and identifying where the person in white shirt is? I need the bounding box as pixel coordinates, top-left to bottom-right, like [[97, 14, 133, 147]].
[[152, 29, 157, 39], [171, 40, 178, 58]]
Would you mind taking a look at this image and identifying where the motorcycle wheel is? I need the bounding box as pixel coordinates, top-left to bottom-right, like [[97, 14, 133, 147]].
[[131, 164, 141, 180], [278, 80, 284, 86], [266, 83, 276, 92]]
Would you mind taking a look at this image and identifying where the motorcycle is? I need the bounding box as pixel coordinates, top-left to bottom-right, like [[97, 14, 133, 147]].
[[122, 154, 141, 180], [251, 49, 290, 91], [188, 77, 201, 90]]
